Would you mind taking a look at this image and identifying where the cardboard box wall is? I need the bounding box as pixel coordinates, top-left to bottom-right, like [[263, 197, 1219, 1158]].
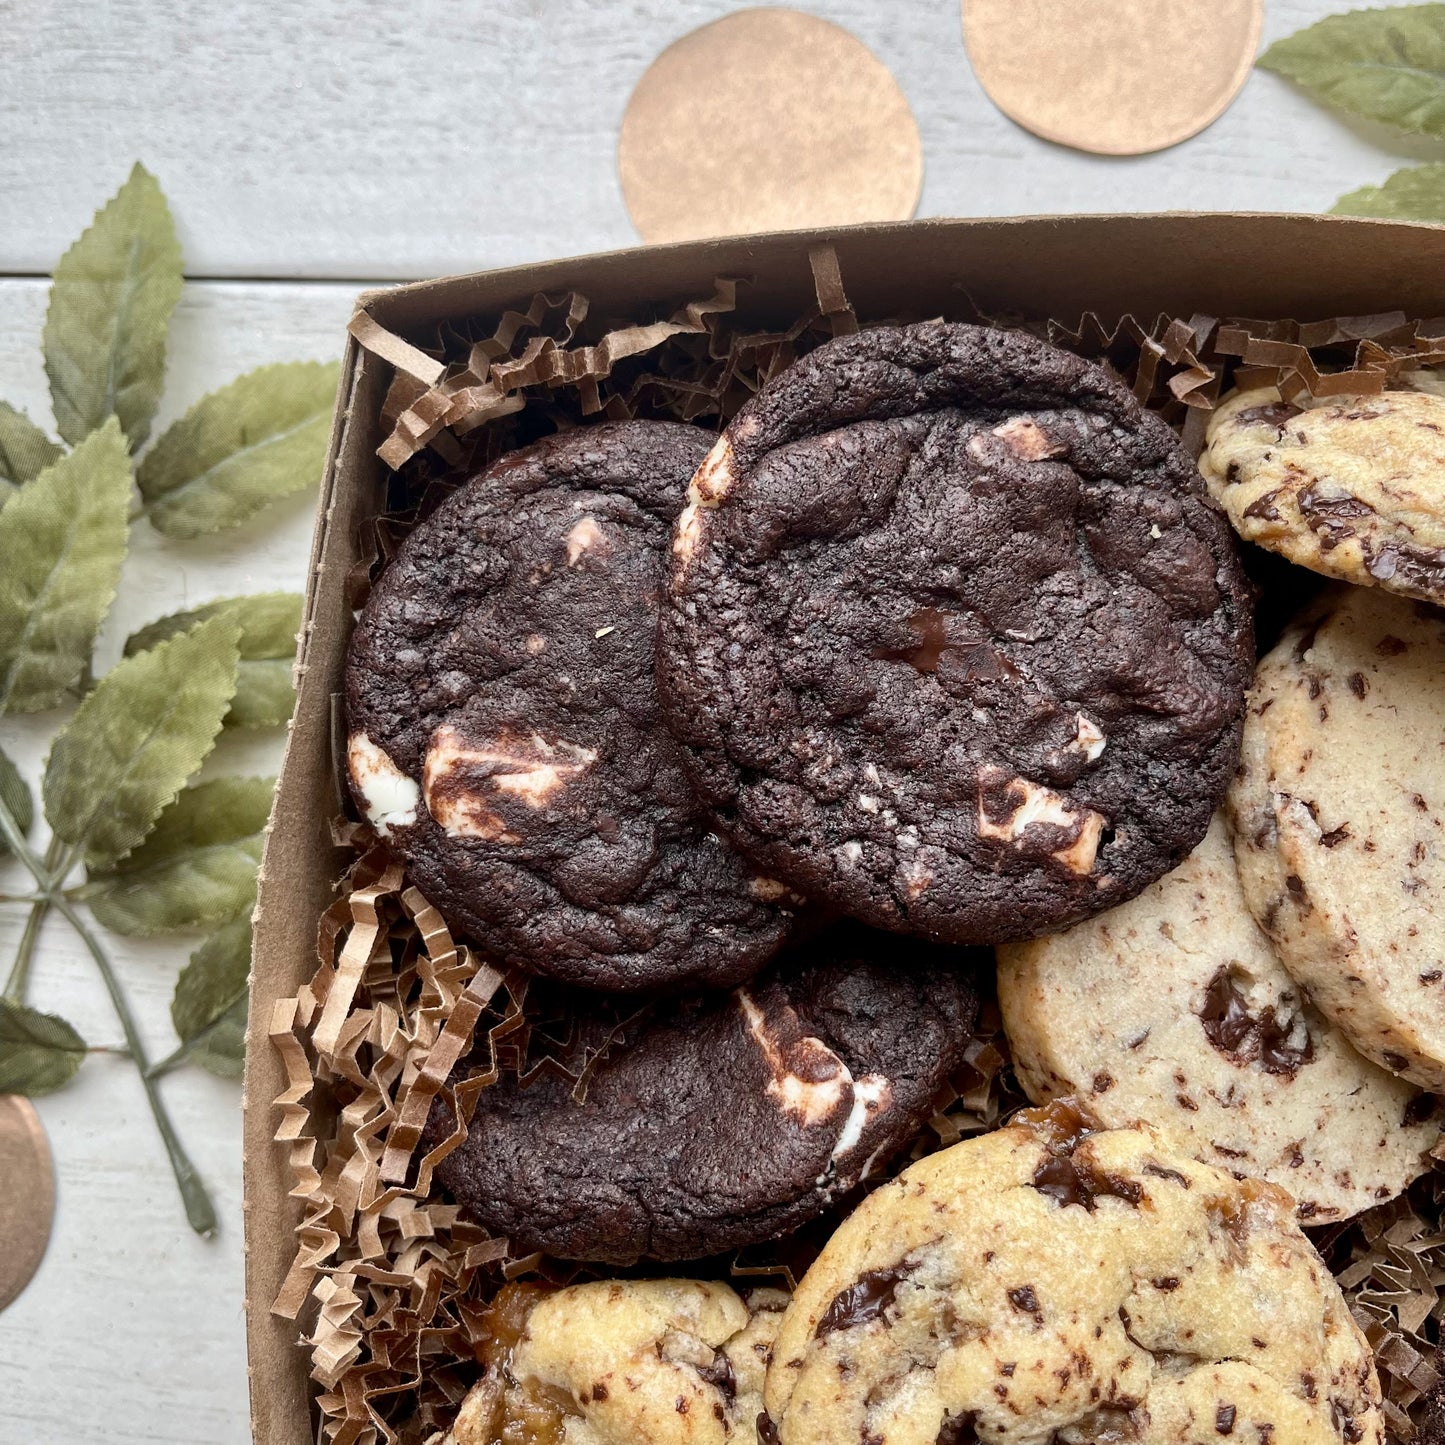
[[242, 213, 1445, 1445]]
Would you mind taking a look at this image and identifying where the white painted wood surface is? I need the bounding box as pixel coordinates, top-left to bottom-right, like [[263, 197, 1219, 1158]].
[[2, 0, 1443, 279], [0, 0, 1435, 1439]]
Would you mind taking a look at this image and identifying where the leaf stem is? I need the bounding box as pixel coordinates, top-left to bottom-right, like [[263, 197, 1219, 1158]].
[[146, 1038, 195, 1079], [0, 803, 218, 1237], [3, 837, 67, 1004]]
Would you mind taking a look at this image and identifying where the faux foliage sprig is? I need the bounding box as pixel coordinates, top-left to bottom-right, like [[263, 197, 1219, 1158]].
[[0, 164, 338, 1234], [1260, 4, 1445, 220]]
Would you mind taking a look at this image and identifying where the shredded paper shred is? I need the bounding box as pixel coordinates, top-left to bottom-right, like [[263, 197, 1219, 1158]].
[[276, 249, 1445, 1444]]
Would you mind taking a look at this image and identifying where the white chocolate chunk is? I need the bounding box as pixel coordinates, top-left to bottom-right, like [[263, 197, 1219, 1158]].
[[977, 773, 1107, 876], [749, 875, 794, 903], [422, 725, 597, 841], [900, 855, 934, 900], [968, 416, 1066, 462], [672, 438, 735, 569], [565, 515, 605, 565], [991, 415, 1066, 460], [1068, 713, 1108, 762], [830, 1074, 892, 1162], [739, 991, 850, 1127], [691, 436, 735, 506], [347, 733, 420, 836]]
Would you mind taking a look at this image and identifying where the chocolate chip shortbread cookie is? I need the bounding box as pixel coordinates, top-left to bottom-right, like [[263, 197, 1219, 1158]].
[[998, 815, 1435, 1222], [763, 1103, 1384, 1445], [429, 924, 980, 1263], [1200, 385, 1445, 605], [444, 1279, 786, 1445], [345, 422, 798, 992], [659, 321, 1253, 946], [1227, 587, 1445, 1089]]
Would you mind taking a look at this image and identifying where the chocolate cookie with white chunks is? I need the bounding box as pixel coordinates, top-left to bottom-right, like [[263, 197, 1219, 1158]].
[[762, 1102, 1385, 1445], [659, 321, 1253, 946], [345, 421, 800, 993], [998, 815, 1436, 1223], [1227, 587, 1445, 1090], [443, 1279, 786, 1445], [427, 923, 981, 1264], [1200, 384, 1445, 606]]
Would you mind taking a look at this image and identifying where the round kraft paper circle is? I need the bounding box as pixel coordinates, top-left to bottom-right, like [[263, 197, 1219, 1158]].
[[961, 0, 1263, 156], [0, 1095, 55, 1312], [618, 8, 922, 244]]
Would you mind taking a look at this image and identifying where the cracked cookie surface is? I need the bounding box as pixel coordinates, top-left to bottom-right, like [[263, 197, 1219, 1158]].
[[763, 1104, 1383, 1445], [428, 924, 980, 1264], [1226, 587, 1445, 1090], [443, 1278, 786, 1445], [345, 421, 797, 992], [1200, 385, 1445, 606], [998, 815, 1435, 1223], [658, 321, 1253, 946]]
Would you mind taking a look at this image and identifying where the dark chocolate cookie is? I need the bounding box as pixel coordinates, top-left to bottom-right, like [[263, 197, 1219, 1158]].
[[345, 422, 798, 992], [658, 321, 1253, 945], [429, 924, 981, 1263]]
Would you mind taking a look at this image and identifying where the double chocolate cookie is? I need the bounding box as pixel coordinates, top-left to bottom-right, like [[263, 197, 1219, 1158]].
[[658, 321, 1254, 946], [429, 924, 981, 1263], [764, 1103, 1384, 1445], [345, 422, 798, 992]]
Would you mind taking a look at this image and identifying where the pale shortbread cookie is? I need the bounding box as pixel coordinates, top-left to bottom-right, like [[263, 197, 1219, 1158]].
[[998, 815, 1434, 1223], [763, 1105, 1383, 1445], [445, 1279, 786, 1445], [1227, 588, 1445, 1089], [1200, 385, 1445, 605]]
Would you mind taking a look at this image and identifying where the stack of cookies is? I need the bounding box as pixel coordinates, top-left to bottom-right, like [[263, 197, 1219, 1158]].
[[344, 321, 1444, 1445]]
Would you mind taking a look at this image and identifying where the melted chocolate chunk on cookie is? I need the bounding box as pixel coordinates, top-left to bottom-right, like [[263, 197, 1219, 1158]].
[[660, 322, 1252, 946], [815, 1262, 915, 1339], [427, 923, 981, 1263], [1031, 1155, 1144, 1211], [1198, 968, 1315, 1077], [936, 1412, 980, 1445], [345, 422, 797, 992], [1235, 402, 1303, 431], [1015, 1099, 1147, 1211]]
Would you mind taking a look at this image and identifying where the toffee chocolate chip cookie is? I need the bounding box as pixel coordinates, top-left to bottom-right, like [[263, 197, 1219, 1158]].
[[444, 1279, 786, 1445], [345, 422, 798, 993], [429, 924, 980, 1263], [762, 1103, 1384, 1445], [1227, 587, 1445, 1090], [998, 815, 1435, 1222], [658, 321, 1253, 946], [1200, 386, 1445, 606]]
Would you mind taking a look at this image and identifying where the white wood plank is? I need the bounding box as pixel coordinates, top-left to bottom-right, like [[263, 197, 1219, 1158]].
[[1, 0, 1439, 281], [0, 276, 368, 1445]]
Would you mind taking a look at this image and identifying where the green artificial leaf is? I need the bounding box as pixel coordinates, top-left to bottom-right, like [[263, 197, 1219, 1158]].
[[0, 743, 34, 856], [125, 592, 301, 728], [43, 163, 183, 451], [43, 613, 240, 870], [84, 775, 273, 936], [171, 916, 250, 1079], [138, 361, 340, 538], [1333, 162, 1445, 221], [0, 419, 132, 714], [0, 999, 86, 1095], [1259, 5, 1445, 137], [0, 402, 63, 489]]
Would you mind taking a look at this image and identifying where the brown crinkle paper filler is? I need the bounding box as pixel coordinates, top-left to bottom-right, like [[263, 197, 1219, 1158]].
[[276, 247, 1445, 1444]]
